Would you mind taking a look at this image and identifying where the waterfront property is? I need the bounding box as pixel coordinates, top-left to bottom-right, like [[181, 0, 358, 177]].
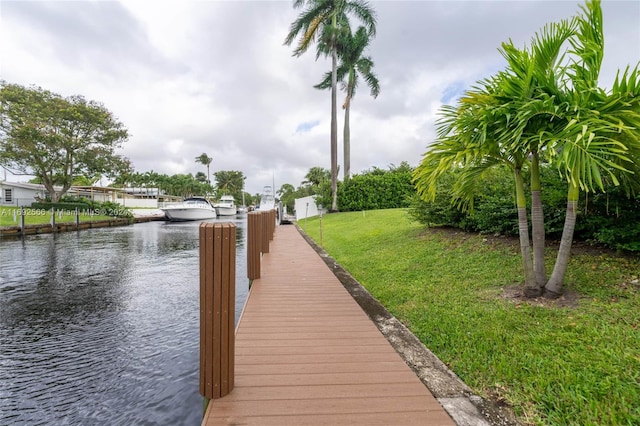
[[0, 180, 179, 208], [202, 225, 454, 425]]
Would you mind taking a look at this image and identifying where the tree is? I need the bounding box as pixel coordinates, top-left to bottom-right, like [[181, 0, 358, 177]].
[[413, 0, 640, 298], [0, 82, 131, 202], [285, 0, 376, 211], [316, 25, 380, 179], [213, 170, 246, 201], [301, 166, 330, 190], [542, 1, 640, 296], [277, 183, 296, 213], [195, 153, 213, 184]]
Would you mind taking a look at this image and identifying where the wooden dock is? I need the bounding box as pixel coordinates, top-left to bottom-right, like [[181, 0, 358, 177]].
[[202, 225, 455, 425]]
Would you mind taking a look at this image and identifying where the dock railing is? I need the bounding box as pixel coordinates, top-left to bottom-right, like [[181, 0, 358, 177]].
[[247, 210, 276, 280], [199, 222, 236, 403], [199, 210, 276, 408]]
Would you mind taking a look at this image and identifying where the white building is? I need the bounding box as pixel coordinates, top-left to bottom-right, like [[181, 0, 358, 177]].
[[0, 182, 50, 207], [0, 181, 164, 208], [294, 196, 320, 220]]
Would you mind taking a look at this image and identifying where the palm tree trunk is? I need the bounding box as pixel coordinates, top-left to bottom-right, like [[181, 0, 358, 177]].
[[544, 182, 579, 298], [515, 168, 538, 297], [530, 153, 546, 288], [330, 35, 339, 211], [343, 99, 351, 180]]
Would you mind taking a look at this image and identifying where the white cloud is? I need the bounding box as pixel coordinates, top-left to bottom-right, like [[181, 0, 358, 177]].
[[1, 0, 638, 194]]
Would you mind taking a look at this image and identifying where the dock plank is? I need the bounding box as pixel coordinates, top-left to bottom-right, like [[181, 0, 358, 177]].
[[202, 225, 454, 425]]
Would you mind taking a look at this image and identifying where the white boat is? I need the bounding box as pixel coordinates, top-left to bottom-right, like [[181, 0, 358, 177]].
[[160, 197, 217, 221], [257, 186, 275, 211], [236, 193, 247, 214], [214, 195, 237, 216]]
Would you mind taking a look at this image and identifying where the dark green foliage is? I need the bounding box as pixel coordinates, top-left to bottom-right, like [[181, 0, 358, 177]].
[[31, 202, 90, 211], [409, 166, 640, 251], [409, 167, 517, 233], [31, 195, 132, 218], [407, 170, 470, 228], [337, 164, 414, 212], [578, 187, 640, 251]]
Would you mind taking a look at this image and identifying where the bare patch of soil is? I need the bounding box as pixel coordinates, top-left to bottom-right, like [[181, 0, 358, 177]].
[[501, 284, 582, 309]]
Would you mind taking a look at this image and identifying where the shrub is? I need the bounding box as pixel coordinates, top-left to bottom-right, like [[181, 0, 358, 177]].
[[338, 164, 415, 212], [409, 165, 640, 251]]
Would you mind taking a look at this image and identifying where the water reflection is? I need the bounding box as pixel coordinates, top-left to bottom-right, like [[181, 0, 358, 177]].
[[0, 217, 249, 425]]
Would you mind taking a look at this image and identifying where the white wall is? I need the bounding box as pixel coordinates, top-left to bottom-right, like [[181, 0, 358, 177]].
[[294, 196, 319, 220], [0, 185, 42, 206], [116, 197, 158, 208]]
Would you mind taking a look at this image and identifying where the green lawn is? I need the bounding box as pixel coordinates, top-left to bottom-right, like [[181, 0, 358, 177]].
[[299, 209, 640, 425], [0, 206, 114, 227]]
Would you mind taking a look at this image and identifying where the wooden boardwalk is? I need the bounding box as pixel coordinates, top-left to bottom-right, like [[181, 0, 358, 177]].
[[202, 225, 455, 425]]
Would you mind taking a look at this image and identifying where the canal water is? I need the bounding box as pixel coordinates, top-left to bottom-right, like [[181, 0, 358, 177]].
[[0, 217, 249, 425]]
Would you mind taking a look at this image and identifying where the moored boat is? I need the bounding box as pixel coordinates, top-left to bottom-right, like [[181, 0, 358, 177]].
[[160, 197, 217, 221], [256, 186, 275, 211], [214, 195, 237, 216]]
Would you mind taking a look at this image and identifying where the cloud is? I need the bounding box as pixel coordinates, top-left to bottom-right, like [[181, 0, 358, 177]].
[[1, 0, 638, 194]]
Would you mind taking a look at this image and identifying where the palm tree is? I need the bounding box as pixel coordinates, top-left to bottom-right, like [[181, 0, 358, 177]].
[[195, 153, 213, 184], [414, 0, 640, 298], [542, 0, 640, 296], [285, 0, 376, 211], [302, 166, 330, 189], [213, 170, 246, 200], [414, 14, 577, 296], [316, 25, 380, 179]]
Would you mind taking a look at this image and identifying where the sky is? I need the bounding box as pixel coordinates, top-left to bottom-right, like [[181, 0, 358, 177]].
[[1, 0, 639, 195]]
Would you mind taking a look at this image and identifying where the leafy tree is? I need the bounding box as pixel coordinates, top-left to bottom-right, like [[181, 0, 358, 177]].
[[277, 183, 297, 212], [316, 25, 380, 179], [195, 152, 213, 184], [0, 82, 131, 202], [195, 171, 207, 183], [285, 0, 377, 211]]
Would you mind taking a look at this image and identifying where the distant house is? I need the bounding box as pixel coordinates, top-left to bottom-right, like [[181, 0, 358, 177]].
[[0, 181, 51, 207], [0, 181, 169, 208]]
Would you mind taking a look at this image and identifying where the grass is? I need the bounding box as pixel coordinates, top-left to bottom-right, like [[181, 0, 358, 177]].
[[0, 206, 114, 227], [299, 209, 640, 425]]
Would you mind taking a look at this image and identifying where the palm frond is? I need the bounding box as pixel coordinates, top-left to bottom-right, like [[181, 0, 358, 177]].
[[567, 0, 604, 92]]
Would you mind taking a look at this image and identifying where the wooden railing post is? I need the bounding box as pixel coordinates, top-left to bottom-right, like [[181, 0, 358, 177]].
[[260, 211, 270, 253], [199, 222, 236, 401], [247, 212, 262, 280], [270, 210, 276, 239]]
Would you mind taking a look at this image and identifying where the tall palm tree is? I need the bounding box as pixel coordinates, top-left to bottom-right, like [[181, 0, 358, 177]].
[[316, 25, 380, 179], [285, 0, 376, 211], [195, 153, 213, 184]]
